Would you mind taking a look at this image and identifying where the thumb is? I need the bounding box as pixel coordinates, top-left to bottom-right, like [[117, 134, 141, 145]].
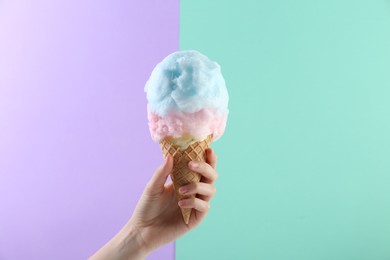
[[147, 155, 173, 193]]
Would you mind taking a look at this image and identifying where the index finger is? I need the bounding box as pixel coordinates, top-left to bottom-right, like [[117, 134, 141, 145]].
[[206, 148, 217, 169], [188, 160, 218, 183]]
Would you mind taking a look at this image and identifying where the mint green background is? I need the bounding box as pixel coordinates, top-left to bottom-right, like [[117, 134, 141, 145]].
[[179, 1, 390, 259]]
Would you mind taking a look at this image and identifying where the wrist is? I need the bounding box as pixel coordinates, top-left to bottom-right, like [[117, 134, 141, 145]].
[[117, 222, 149, 260], [89, 221, 148, 260]]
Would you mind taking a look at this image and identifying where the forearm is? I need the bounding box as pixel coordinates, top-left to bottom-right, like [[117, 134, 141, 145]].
[[89, 223, 147, 260]]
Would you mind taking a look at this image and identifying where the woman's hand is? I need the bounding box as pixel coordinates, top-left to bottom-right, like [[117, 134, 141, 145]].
[[89, 148, 218, 260], [130, 148, 218, 254]]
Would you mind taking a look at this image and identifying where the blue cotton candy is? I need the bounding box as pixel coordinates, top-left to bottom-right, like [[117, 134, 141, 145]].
[[145, 50, 229, 116]]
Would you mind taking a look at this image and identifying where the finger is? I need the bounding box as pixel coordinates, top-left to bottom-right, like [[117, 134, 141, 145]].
[[206, 148, 217, 169], [178, 197, 210, 213], [147, 155, 173, 193], [188, 161, 218, 183], [179, 182, 216, 198]]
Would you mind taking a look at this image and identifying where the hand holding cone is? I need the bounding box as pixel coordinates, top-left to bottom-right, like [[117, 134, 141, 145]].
[[160, 135, 212, 224]]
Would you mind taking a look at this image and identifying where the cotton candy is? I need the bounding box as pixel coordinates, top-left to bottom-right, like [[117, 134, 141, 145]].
[[145, 50, 229, 144]]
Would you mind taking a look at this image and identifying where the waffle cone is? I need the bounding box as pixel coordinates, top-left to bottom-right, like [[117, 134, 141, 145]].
[[159, 135, 212, 224]]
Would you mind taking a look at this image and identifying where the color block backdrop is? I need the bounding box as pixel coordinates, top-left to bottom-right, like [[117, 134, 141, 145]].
[[2, 1, 390, 260], [179, 0, 390, 259], [0, 0, 178, 259]]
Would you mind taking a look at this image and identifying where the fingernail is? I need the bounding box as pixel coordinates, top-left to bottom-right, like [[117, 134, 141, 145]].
[[178, 201, 185, 207], [179, 187, 187, 194], [190, 162, 198, 168]]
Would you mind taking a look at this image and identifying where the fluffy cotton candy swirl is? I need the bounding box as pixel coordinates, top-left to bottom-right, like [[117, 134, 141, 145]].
[[145, 50, 229, 143]]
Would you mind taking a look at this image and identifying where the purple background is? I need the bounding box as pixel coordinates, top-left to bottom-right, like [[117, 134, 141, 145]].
[[0, 0, 178, 259]]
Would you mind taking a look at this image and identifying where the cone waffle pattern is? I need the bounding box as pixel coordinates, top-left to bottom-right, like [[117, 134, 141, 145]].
[[159, 135, 212, 224]]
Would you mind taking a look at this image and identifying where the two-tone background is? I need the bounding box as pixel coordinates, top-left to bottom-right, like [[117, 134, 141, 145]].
[[1, 0, 390, 259]]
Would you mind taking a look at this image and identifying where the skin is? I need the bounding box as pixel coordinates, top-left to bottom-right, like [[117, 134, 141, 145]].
[[89, 148, 218, 260]]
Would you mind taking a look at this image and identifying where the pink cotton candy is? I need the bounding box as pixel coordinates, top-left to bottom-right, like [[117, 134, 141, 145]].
[[148, 108, 228, 142]]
